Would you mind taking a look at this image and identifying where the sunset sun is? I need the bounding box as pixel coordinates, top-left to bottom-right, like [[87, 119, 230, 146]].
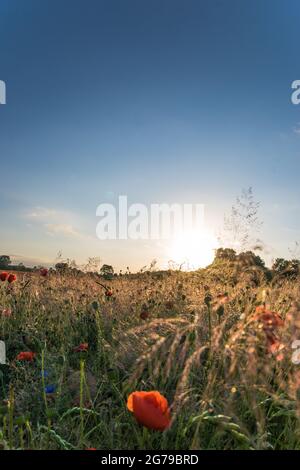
[[168, 229, 218, 270]]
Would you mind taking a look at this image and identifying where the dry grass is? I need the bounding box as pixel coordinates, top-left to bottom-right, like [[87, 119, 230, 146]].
[[0, 259, 300, 450]]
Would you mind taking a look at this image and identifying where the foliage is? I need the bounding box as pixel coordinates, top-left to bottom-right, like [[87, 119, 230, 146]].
[[99, 264, 114, 280], [272, 258, 300, 278], [0, 255, 11, 268]]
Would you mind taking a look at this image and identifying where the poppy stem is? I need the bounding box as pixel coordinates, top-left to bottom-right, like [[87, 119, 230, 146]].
[[8, 384, 14, 449], [79, 359, 85, 448], [41, 349, 51, 432], [207, 304, 212, 344]]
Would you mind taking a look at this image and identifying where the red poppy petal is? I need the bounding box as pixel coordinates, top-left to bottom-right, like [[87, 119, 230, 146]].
[[131, 393, 170, 431]]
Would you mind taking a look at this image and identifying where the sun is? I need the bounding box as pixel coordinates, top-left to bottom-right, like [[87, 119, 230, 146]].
[[168, 229, 218, 270]]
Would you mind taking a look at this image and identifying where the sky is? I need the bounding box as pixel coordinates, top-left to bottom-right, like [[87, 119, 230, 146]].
[[0, 0, 300, 270]]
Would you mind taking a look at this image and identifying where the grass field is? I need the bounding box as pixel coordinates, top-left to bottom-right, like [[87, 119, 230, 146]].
[[0, 254, 300, 450]]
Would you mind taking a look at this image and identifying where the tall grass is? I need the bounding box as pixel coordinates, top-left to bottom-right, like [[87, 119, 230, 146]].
[[0, 259, 299, 450]]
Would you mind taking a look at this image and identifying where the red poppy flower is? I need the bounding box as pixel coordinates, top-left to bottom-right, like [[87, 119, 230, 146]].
[[74, 342, 89, 352], [7, 274, 17, 284], [0, 272, 8, 282], [127, 391, 171, 431], [86, 448, 97, 451], [265, 332, 285, 359], [105, 290, 113, 297], [40, 268, 48, 277], [16, 351, 36, 362], [255, 306, 284, 332]]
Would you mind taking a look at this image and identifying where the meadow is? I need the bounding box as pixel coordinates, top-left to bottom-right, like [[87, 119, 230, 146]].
[[0, 250, 300, 450]]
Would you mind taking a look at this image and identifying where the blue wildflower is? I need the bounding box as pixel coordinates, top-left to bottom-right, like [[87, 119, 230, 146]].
[[45, 384, 56, 394]]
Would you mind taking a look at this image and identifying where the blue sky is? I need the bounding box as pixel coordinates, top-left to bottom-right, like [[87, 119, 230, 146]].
[[0, 0, 300, 269]]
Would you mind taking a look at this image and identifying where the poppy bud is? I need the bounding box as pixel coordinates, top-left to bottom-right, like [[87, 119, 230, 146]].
[[140, 310, 150, 320], [204, 293, 212, 306], [165, 301, 174, 310]]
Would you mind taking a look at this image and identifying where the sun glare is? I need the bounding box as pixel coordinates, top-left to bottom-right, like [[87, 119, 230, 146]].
[[168, 229, 218, 270]]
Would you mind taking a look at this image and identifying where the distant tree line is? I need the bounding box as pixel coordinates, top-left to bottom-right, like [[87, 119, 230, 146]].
[[1, 250, 300, 280], [0, 255, 33, 272], [213, 248, 300, 279]]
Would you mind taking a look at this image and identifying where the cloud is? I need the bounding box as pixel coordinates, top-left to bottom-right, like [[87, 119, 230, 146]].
[[24, 206, 90, 240], [9, 254, 52, 267], [25, 206, 61, 220], [45, 223, 86, 239]]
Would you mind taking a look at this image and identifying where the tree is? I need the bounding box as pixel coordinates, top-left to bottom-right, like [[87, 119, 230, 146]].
[[237, 251, 265, 268], [55, 262, 69, 272], [272, 258, 300, 278], [0, 255, 11, 268], [214, 248, 237, 262], [100, 264, 114, 280], [272, 258, 289, 274]]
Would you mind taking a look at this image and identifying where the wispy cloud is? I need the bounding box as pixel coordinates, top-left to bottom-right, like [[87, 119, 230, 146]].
[[9, 254, 52, 267], [25, 207, 59, 219], [24, 206, 90, 240], [45, 223, 86, 239]]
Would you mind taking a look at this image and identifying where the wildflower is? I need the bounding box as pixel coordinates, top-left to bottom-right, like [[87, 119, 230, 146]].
[[291, 340, 300, 365], [1, 308, 12, 317], [86, 448, 97, 451], [255, 305, 266, 314], [254, 305, 284, 332], [74, 342, 88, 352], [127, 391, 171, 431], [254, 306, 285, 358], [45, 384, 56, 394], [16, 351, 36, 362], [7, 273, 17, 284], [105, 289, 113, 298], [40, 268, 48, 277], [41, 370, 49, 378], [0, 272, 8, 282], [213, 292, 229, 313], [216, 292, 230, 304]]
